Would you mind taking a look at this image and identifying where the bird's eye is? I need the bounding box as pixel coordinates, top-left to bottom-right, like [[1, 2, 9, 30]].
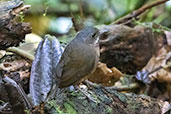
[[92, 32, 97, 38]]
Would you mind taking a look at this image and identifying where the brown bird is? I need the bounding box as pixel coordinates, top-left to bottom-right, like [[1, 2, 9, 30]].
[[56, 27, 100, 88]]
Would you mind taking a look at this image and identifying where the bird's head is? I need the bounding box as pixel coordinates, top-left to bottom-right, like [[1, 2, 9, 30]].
[[75, 27, 100, 45]]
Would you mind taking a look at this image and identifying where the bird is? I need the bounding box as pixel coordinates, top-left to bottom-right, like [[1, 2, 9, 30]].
[[56, 27, 100, 88]]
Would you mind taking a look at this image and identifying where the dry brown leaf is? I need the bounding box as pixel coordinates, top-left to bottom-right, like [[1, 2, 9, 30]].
[[88, 62, 123, 86], [161, 101, 171, 114], [0, 60, 30, 72], [154, 52, 171, 83], [0, 59, 31, 80], [142, 47, 170, 82], [165, 31, 171, 46], [142, 45, 171, 101], [0, 50, 6, 59], [144, 48, 165, 70], [19, 69, 30, 79]]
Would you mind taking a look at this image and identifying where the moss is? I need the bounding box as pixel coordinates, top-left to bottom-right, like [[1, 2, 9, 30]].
[[70, 90, 82, 97], [47, 100, 65, 114], [24, 109, 30, 114], [114, 91, 127, 103], [106, 107, 113, 113], [64, 101, 77, 114], [126, 99, 142, 113]]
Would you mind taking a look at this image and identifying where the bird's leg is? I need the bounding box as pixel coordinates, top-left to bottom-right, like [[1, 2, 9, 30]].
[[83, 80, 100, 88]]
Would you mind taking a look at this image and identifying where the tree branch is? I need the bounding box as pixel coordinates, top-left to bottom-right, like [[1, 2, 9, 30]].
[[114, 0, 169, 24]]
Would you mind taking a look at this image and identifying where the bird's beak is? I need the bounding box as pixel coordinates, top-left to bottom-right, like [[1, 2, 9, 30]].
[[94, 36, 99, 47]]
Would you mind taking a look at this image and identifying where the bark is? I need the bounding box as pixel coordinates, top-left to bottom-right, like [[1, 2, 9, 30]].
[[0, 21, 31, 50], [44, 86, 165, 114], [0, 0, 31, 50], [99, 24, 166, 74]]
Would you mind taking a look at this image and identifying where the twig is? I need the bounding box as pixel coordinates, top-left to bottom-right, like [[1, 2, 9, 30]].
[[79, 0, 84, 20], [148, 62, 171, 75], [114, 0, 169, 24], [71, 0, 84, 31], [103, 83, 139, 91], [67, 0, 81, 31], [71, 17, 83, 31], [85, 80, 139, 92], [6, 47, 34, 61]]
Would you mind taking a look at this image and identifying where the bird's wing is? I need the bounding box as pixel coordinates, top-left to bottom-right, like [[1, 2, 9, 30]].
[[57, 41, 98, 88]]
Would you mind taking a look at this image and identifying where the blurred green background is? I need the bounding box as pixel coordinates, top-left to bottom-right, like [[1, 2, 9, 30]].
[[21, 0, 171, 37]]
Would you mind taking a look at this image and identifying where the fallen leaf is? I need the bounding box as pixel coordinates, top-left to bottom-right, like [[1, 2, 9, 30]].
[[88, 62, 123, 86]]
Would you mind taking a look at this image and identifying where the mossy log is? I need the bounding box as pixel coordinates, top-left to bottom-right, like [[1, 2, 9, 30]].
[[45, 86, 165, 114]]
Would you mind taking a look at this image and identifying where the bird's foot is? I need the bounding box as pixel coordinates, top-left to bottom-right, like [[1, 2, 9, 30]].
[[83, 80, 101, 88]]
